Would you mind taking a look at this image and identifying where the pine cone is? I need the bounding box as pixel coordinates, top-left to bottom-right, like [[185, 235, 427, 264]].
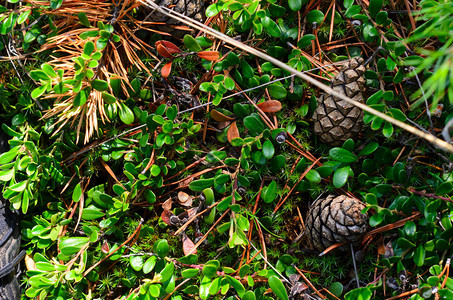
[[313, 57, 366, 146], [305, 195, 368, 252], [149, 0, 205, 35]]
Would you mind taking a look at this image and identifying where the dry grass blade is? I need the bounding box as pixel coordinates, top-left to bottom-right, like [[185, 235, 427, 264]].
[[139, 0, 453, 153]]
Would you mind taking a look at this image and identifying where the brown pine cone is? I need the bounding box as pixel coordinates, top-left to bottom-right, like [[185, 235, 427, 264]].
[[305, 195, 369, 252], [313, 57, 366, 146], [148, 0, 205, 35]]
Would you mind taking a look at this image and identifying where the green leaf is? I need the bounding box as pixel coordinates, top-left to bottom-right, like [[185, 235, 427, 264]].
[[102, 92, 116, 104], [288, 0, 302, 12], [189, 178, 214, 192], [404, 221, 416, 237], [154, 239, 169, 258], [414, 244, 425, 267], [50, 0, 63, 9], [24, 28, 40, 43], [244, 114, 265, 136], [268, 275, 289, 300], [329, 282, 344, 297], [77, 12, 91, 27], [17, 10, 31, 24], [73, 88, 90, 107], [307, 10, 324, 24], [345, 5, 361, 18], [403, 55, 424, 67], [242, 291, 256, 300], [182, 268, 199, 278], [226, 275, 245, 297], [397, 237, 415, 249], [59, 237, 89, 256], [358, 142, 379, 156], [148, 284, 160, 298], [388, 108, 406, 122], [9, 180, 26, 192], [382, 122, 393, 138], [143, 256, 157, 274], [261, 16, 281, 37], [130, 256, 143, 271], [202, 264, 217, 278], [159, 262, 174, 282], [30, 70, 50, 81], [0, 147, 19, 164], [199, 276, 211, 300], [333, 166, 350, 188], [305, 170, 321, 184], [0, 169, 14, 182], [436, 181, 453, 195], [369, 0, 383, 18], [224, 76, 235, 90], [268, 84, 287, 99], [209, 277, 221, 295], [262, 139, 275, 159], [41, 64, 57, 78], [343, 0, 354, 9], [344, 287, 372, 300], [72, 183, 82, 202], [82, 205, 105, 220], [262, 180, 277, 203], [329, 148, 357, 163], [241, 60, 254, 78], [206, 3, 222, 17], [365, 193, 377, 205], [83, 41, 95, 56], [183, 35, 202, 52], [119, 102, 134, 125], [91, 79, 109, 91]]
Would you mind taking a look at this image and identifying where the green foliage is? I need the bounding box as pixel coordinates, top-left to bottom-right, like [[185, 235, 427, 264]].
[[1, 0, 453, 299]]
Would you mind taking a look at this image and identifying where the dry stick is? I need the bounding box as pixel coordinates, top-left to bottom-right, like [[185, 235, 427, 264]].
[[294, 266, 326, 299], [273, 157, 321, 213], [139, 0, 453, 154], [385, 289, 418, 300]]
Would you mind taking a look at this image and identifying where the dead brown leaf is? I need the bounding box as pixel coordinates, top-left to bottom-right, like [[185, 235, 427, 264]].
[[257, 100, 282, 113], [211, 109, 235, 122], [178, 191, 193, 207], [227, 121, 240, 144], [182, 234, 197, 255], [162, 198, 173, 210]]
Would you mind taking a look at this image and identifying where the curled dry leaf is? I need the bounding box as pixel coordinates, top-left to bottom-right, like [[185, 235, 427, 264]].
[[182, 233, 197, 255], [156, 40, 182, 54], [197, 51, 220, 61], [156, 43, 173, 58], [24, 254, 36, 271], [162, 198, 173, 210], [178, 191, 193, 207], [227, 121, 240, 144], [217, 121, 231, 130], [211, 109, 235, 122], [185, 207, 198, 219], [161, 62, 172, 78], [161, 209, 174, 226], [257, 100, 282, 113], [101, 240, 110, 254]]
